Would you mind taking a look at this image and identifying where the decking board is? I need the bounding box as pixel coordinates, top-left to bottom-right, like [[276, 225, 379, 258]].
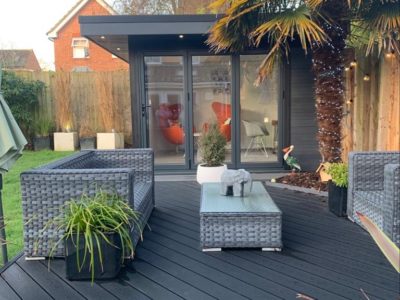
[[1, 182, 398, 300]]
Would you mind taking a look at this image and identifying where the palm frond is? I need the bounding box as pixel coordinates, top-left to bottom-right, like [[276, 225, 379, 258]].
[[251, 5, 327, 80], [305, 0, 324, 10], [208, 0, 230, 11], [355, 1, 400, 54]]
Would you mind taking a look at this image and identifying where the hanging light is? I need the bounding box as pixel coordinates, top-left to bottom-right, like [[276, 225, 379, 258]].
[[344, 66, 350, 72], [350, 60, 357, 67], [363, 74, 370, 81]]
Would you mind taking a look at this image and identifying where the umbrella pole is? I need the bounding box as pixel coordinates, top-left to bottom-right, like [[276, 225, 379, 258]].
[[0, 174, 8, 265]]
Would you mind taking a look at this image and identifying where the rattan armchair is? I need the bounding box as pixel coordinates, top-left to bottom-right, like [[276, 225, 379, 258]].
[[21, 149, 154, 258], [347, 151, 400, 246]]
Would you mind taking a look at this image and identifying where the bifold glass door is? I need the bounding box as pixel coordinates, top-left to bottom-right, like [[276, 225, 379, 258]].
[[144, 56, 187, 166], [143, 53, 282, 169], [239, 55, 280, 164], [192, 55, 232, 165]]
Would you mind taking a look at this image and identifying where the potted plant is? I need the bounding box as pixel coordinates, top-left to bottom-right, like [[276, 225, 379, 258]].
[[196, 123, 227, 184], [326, 163, 348, 217], [79, 121, 96, 150], [48, 191, 140, 282], [32, 116, 54, 151]]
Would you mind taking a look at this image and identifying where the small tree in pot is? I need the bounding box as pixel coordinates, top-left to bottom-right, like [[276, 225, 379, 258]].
[[47, 191, 141, 282], [326, 163, 348, 217], [196, 123, 227, 184]]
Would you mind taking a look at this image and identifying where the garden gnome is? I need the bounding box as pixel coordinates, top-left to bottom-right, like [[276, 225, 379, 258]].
[[220, 169, 252, 197]]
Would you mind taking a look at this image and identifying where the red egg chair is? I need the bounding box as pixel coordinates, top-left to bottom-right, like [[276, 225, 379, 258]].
[[157, 104, 185, 145], [211, 102, 232, 142]]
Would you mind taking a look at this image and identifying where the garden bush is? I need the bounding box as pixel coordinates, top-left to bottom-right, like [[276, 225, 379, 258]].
[[1, 71, 45, 136]]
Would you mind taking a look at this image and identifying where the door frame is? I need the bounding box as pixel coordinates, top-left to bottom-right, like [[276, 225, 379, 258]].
[[135, 50, 288, 171], [141, 50, 190, 170]]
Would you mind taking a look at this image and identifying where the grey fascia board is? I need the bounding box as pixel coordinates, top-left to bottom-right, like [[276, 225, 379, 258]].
[[79, 14, 221, 36], [81, 22, 213, 36], [79, 14, 221, 24]]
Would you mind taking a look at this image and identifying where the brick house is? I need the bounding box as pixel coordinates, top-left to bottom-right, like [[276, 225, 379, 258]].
[[0, 49, 41, 71], [47, 0, 128, 71]]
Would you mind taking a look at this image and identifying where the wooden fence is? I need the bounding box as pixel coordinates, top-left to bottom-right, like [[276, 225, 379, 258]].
[[342, 51, 400, 161], [14, 70, 132, 144], [14, 55, 399, 156]]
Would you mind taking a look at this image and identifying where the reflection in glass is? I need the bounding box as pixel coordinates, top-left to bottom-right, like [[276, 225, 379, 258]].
[[144, 56, 185, 165], [240, 55, 280, 163], [192, 56, 232, 164]]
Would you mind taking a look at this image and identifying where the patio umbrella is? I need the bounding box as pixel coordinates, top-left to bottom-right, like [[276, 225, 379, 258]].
[[0, 67, 27, 264]]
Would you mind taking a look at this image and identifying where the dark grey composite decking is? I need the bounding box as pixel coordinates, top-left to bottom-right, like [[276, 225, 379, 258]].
[[1, 182, 399, 300]]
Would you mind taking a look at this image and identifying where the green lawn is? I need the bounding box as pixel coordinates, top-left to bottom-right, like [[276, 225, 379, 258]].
[[1, 151, 73, 265]]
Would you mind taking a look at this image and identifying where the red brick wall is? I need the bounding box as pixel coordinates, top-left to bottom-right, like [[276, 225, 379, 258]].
[[54, 0, 128, 71]]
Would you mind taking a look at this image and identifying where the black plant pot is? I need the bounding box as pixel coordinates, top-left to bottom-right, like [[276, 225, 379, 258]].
[[33, 136, 50, 151], [65, 233, 122, 281], [328, 180, 348, 217], [80, 137, 96, 150]]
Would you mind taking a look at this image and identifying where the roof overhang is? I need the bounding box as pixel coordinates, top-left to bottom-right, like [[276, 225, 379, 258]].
[[79, 15, 222, 62]]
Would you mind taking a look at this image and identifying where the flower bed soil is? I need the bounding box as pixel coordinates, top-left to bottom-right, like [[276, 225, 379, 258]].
[[275, 172, 328, 192]]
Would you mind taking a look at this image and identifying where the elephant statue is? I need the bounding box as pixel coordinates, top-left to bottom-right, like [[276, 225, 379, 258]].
[[220, 169, 252, 197]]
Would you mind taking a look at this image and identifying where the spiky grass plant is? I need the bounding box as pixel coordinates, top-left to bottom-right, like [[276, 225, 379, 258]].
[[96, 73, 117, 132], [47, 190, 141, 282], [33, 115, 54, 137], [54, 72, 73, 131]]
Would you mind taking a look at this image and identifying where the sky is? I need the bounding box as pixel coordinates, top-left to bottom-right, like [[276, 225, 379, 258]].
[[0, 0, 109, 70]]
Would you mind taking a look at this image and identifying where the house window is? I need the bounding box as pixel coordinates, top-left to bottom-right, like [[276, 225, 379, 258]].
[[71, 38, 89, 58], [144, 56, 162, 64]]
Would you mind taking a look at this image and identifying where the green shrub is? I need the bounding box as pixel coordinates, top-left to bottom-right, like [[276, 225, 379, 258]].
[[326, 163, 348, 188], [198, 123, 227, 167], [33, 115, 54, 137], [1, 71, 45, 135]]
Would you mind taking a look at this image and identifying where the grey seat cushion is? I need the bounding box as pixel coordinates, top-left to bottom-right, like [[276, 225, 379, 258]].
[[134, 182, 152, 211]]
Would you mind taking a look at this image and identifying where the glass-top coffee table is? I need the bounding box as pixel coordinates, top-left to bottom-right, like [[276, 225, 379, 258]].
[[200, 182, 282, 251]]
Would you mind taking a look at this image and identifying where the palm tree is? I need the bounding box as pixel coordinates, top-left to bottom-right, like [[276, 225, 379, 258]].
[[207, 0, 400, 163]]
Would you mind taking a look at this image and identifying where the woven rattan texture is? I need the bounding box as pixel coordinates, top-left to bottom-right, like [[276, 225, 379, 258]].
[[200, 213, 282, 248], [21, 149, 154, 257], [347, 151, 400, 246]]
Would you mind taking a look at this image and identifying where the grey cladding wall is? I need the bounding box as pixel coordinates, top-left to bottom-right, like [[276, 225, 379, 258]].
[[289, 50, 320, 171]]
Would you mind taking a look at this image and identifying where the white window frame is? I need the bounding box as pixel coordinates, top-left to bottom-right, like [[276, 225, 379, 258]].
[[71, 37, 89, 59], [145, 56, 162, 64]]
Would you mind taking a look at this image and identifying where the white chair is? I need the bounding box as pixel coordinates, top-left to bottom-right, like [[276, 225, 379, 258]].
[[242, 120, 269, 157]]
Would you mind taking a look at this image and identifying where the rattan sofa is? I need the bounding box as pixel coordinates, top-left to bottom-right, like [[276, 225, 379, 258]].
[[21, 149, 154, 258], [347, 151, 400, 247]]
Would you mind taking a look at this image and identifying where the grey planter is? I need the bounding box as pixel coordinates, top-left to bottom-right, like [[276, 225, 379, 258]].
[[65, 233, 122, 281], [33, 136, 51, 151], [80, 137, 96, 150], [328, 180, 347, 217]]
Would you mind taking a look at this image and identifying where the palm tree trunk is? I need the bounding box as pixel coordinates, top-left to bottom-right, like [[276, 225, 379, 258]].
[[312, 0, 348, 163]]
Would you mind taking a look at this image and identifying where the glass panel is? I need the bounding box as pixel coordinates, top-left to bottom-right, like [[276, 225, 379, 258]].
[[240, 55, 280, 163], [144, 56, 185, 165], [192, 55, 232, 164], [201, 182, 280, 213]]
